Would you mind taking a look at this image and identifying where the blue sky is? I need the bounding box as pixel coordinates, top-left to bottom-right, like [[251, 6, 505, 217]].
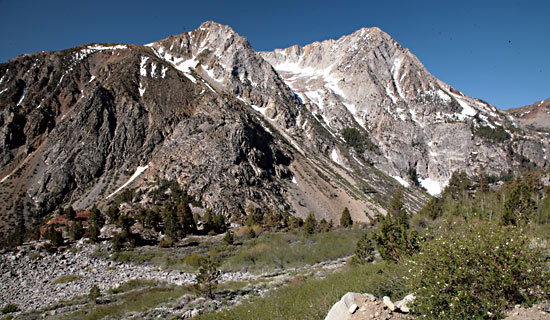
[[1, 0, 548, 109]]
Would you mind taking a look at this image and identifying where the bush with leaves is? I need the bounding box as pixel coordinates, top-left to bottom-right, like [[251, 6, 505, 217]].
[[407, 223, 550, 319], [194, 255, 221, 299]]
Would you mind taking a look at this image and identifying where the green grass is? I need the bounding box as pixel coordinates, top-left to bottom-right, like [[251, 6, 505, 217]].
[[53, 274, 82, 284], [197, 261, 407, 320], [107, 279, 158, 294], [221, 229, 364, 273], [61, 285, 192, 320]]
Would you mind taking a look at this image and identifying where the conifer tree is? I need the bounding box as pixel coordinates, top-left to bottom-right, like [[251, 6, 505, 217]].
[[340, 207, 353, 228], [303, 213, 317, 235], [370, 190, 419, 262], [353, 232, 374, 264]]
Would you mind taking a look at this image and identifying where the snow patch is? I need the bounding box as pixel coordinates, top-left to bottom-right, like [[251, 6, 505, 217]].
[[331, 149, 343, 166], [437, 90, 451, 102], [291, 176, 298, 185], [140, 56, 149, 77], [106, 164, 150, 199], [87, 44, 127, 51], [88, 75, 96, 83], [161, 66, 168, 78], [392, 176, 410, 188], [419, 177, 446, 196]]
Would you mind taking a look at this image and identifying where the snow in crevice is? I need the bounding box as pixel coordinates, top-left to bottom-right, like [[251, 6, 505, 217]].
[[392, 176, 410, 188], [0, 73, 7, 85], [17, 87, 26, 106], [0, 88, 8, 95], [391, 57, 405, 99], [148, 46, 198, 83], [88, 75, 96, 83], [106, 164, 150, 199], [161, 66, 168, 78], [138, 82, 146, 97], [409, 109, 424, 128]]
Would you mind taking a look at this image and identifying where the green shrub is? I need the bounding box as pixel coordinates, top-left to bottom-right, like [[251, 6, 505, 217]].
[[183, 253, 206, 269], [407, 223, 550, 319], [2, 303, 18, 314], [89, 284, 101, 303], [474, 125, 511, 143], [223, 230, 234, 245], [53, 274, 82, 284]]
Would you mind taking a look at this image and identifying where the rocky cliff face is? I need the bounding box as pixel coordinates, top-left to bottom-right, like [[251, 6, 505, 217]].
[[261, 28, 549, 194], [0, 21, 544, 245]]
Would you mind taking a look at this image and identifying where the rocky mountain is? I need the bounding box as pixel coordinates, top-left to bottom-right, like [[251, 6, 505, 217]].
[[261, 27, 548, 195], [506, 98, 550, 130], [0, 21, 545, 246]]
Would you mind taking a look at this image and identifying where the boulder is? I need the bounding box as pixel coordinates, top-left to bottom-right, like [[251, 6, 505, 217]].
[[383, 296, 396, 311], [395, 294, 415, 313]]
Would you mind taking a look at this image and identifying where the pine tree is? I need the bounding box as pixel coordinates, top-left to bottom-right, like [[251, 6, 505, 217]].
[[353, 232, 375, 264], [65, 206, 76, 221], [502, 182, 536, 225], [145, 208, 161, 231], [69, 221, 85, 241], [212, 213, 226, 233], [88, 204, 104, 243], [106, 204, 120, 224], [44, 224, 63, 246], [194, 255, 221, 299], [177, 200, 196, 236], [203, 208, 213, 232], [340, 207, 353, 228], [370, 190, 419, 262], [303, 213, 317, 235], [163, 204, 179, 242], [317, 218, 330, 232]]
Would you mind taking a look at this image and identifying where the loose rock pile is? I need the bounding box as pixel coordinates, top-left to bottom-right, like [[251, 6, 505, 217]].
[[0, 240, 253, 312]]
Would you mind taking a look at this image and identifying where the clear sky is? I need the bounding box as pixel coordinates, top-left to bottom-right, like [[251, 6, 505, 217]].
[[1, 0, 548, 109]]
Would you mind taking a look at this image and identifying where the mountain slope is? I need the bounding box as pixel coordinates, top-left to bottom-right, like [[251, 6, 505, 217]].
[[261, 27, 548, 194], [0, 22, 428, 246], [506, 98, 550, 130]]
